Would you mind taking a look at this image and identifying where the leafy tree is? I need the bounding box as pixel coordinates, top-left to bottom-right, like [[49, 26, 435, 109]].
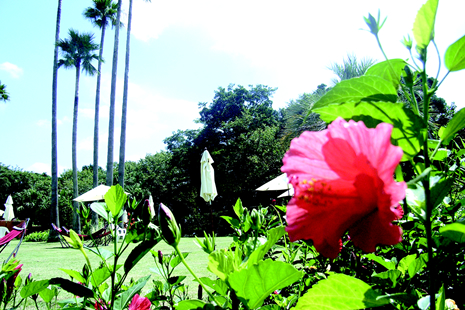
[[57, 29, 99, 232], [281, 84, 328, 144], [83, 0, 120, 190], [118, 0, 151, 190], [50, 0, 62, 242], [0, 81, 9, 102], [106, 0, 122, 186], [327, 53, 377, 85]]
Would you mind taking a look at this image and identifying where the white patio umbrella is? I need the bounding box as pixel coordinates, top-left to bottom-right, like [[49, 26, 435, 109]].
[[200, 149, 218, 204], [73, 185, 130, 202], [4, 195, 14, 221], [256, 173, 293, 191]]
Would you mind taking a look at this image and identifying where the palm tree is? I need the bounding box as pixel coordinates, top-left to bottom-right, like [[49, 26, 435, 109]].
[[118, 0, 151, 188], [328, 53, 376, 85], [49, 0, 62, 242], [84, 0, 120, 230], [0, 81, 9, 102], [57, 29, 99, 232], [83, 0, 120, 190], [106, 0, 122, 186]]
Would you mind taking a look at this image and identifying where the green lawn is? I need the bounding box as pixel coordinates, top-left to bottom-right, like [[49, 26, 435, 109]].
[[2, 237, 233, 304]]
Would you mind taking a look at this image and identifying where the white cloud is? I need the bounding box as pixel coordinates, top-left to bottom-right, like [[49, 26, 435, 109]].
[[0, 62, 23, 78]]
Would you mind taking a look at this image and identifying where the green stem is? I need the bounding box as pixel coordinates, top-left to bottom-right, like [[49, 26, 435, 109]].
[[420, 67, 436, 310], [174, 245, 222, 305]]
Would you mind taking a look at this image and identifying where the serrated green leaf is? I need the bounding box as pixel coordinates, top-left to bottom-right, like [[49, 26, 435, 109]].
[[170, 252, 189, 269], [104, 184, 127, 218], [314, 101, 424, 161], [20, 280, 49, 298], [412, 0, 438, 49], [312, 76, 397, 110], [207, 248, 241, 281], [90, 202, 110, 222], [175, 300, 206, 310], [90, 266, 112, 288], [295, 273, 389, 310], [365, 59, 407, 89], [246, 226, 286, 267], [440, 222, 465, 243], [439, 108, 465, 145], [445, 34, 465, 72], [229, 260, 302, 309]]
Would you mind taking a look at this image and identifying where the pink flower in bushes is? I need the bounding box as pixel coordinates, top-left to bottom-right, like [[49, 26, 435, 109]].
[[128, 294, 151, 310], [282, 117, 406, 259]]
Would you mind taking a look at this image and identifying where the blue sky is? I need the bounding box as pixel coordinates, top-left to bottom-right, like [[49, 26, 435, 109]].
[[1, 0, 464, 176]]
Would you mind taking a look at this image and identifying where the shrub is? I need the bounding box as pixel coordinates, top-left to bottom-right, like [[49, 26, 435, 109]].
[[24, 231, 48, 242]]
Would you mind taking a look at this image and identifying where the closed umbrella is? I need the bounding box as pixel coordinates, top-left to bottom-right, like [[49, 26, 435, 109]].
[[4, 195, 14, 221], [200, 149, 218, 203]]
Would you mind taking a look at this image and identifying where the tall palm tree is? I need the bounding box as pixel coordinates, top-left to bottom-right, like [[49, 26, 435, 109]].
[[118, 0, 151, 189], [328, 53, 376, 85], [0, 81, 9, 102], [106, 0, 122, 186], [57, 29, 99, 232], [49, 0, 62, 242], [83, 0, 120, 190]]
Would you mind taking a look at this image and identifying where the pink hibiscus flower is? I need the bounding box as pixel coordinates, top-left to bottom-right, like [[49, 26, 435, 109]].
[[282, 117, 406, 259], [128, 294, 151, 310]]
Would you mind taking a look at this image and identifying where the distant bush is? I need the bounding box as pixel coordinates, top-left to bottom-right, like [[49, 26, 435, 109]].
[[24, 231, 48, 242]]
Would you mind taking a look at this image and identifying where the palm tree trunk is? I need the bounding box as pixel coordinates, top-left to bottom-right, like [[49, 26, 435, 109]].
[[72, 63, 81, 233], [92, 16, 107, 229], [118, 0, 133, 189], [49, 0, 62, 242], [106, 0, 122, 186]]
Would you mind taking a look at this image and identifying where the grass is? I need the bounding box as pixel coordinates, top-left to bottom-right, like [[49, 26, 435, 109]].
[[2, 237, 233, 306]]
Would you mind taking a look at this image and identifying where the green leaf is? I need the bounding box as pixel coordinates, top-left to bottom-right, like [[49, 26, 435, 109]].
[[373, 270, 402, 288], [364, 253, 396, 270], [432, 149, 449, 161], [397, 254, 416, 276], [445, 34, 465, 72], [59, 269, 86, 284], [436, 284, 445, 310], [220, 216, 240, 229], [20, 280, 49, 298], [104, 184, 127, 218], [90, 266, 112, 288], [90, 202, 110, 222], [431, 177, 453, 209], [365, 59, 407, 89], [198, 277, 228, 296], [207, 249, 241, 281], [124, 237, 161, 274], [233, 198, 243, 218], [440, 222, 465, 243], [439, 108, 465, 145], [376, 293, 418, 306], [170, 252, 189, 269], [314, 101, 424, 161], [312, 76, 397, 111], [229, 260, 302, 309], [113, 275, 150, 310], [246, 226, 286, 266], [39, 287, 58, 303], [175, 300, 206, 310], [412, 0, 438, 49], [407, 253, 428, 279], [294, 273, 390, 310], [48, 278, 93, 298]]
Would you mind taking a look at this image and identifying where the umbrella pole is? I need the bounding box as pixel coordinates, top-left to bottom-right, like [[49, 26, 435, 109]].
[[209, 202, 214, 234]]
